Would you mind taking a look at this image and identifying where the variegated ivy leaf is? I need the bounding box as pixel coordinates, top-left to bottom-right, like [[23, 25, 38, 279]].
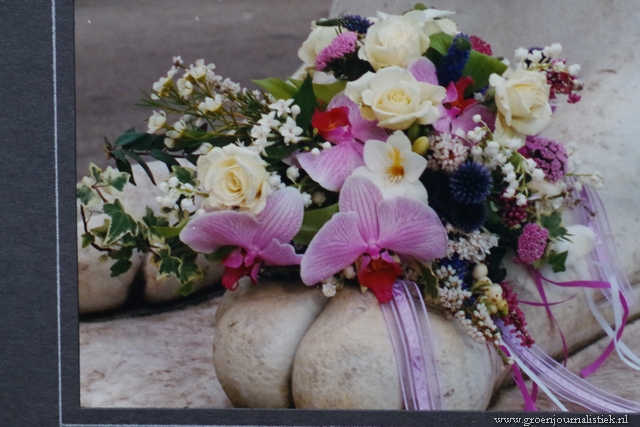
[[101, 166, 131, 194], [101, 200, 138, 246]]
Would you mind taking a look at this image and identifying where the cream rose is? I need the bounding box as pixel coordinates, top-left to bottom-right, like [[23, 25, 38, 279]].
[[297, 24, 340, 66], [490, 69, 552, 136], [197, 144, 271, 214], [345, 66, 446, 131], [359, 9, 456, 71]]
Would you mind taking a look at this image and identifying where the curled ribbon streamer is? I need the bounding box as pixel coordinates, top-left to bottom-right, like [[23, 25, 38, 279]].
[[380, 281, 444, 410], [500, 324, 640, 412]]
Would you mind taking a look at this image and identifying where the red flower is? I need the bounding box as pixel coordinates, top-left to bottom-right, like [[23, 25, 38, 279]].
[[311, 106, 350, 140]]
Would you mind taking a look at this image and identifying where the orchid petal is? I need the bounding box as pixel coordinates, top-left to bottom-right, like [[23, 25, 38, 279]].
[[297, 140, 364, 191], [377, 197, 448, 261], [300, 211, 367, 285], [407, 57, 439, 85], [180, 211, 258, 253], [259, 239, 303, 266], [254, 187, 304, 247], [339, 176, 382, 243]]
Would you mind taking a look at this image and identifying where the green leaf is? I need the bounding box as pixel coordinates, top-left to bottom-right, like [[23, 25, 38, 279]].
[[205, 245, 237, 263], [289, 78, 347, 105], [464, 50, 509, 92], [81, 232, 95, 248], [124, 151, 156, 185], [103, 170, 130, 192], [114, 131, 146, 147], [90, 218, 110, 241], [110, 150, 136, 185], [264, 144, 299, 162], [548, 250, 568, 273], [418, 263, 439, 302], [149, 149, 180, 170], [76, 184, 96, 206], [428, 32, 451, 56], [88, 163, 103, 182], [152, 219, 189, 239], [172, 166, 196, 186], [142, 207, 169, 229], [177, 253, 203, 296], [253, 78, 298, 100], [540, 211, 567, 239], [157, 248, 181, 279], [102, 200, 138, 246], [110, 259, 133, 277], [293, 203, 339, 246], [292, 75, 317, 130]]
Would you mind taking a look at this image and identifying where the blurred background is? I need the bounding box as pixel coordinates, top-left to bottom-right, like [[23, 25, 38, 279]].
[[75, 0, 332, 181]]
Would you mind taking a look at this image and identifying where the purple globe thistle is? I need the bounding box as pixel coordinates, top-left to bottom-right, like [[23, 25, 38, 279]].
[[516, 223, 549, 265], [523, 136, 568, 182], [449, 162, 492, 204], [447, 201, 487, 233]]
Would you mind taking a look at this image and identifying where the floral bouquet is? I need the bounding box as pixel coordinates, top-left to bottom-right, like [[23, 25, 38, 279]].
[[77, 4, 640, 411]]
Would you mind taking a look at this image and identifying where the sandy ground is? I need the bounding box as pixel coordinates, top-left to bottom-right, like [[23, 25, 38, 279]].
[[75, 0, 332, 181]]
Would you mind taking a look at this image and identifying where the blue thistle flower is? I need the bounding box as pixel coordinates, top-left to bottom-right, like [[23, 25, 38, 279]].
[[449, 162, 492, 204], [447, 201, 487, 233], [340, 15, 373, 34], [439, 255, 469, 282], [437, 33, 472, 87]]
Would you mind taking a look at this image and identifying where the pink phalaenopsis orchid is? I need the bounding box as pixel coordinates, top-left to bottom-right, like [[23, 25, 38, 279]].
[[179, 187, 304, 290], [434, 76, 494, 138], [300, 176, 448, 303], [296, 92, 388, 192]]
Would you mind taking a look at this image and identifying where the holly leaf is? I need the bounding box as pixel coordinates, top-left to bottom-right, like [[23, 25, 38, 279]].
[[102, 200, 138, 246], [548, 250, 568, 273], [293, 203, 339, 246]]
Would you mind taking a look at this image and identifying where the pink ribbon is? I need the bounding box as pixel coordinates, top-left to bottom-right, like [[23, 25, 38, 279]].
[[380, 280, 444, 410]]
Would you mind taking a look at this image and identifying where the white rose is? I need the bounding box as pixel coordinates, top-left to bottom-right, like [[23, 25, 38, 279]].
[[359, 10, 456, 71], [197, 144, 272, 214], [345, 66, 446, 130], [297, 24, 340, 66], [490, 69, 552, 136]]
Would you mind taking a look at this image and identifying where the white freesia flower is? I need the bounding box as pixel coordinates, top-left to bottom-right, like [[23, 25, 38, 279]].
[[346, 66, 446, 130], [359, 9, 456, 71], [197, 144, 272, 214], [298, 23, 340, 66], [147, 111, 167, 134], [198, 94, 223, 113], [490, 69, 552, 136], [352, 131, 429, 202]]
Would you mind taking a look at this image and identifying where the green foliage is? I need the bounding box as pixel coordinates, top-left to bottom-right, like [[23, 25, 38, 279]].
[[156, 248, 203, 295], [205, 245, 237, 263], [293, 203, 339, 246], [547, 250, 568, 273], [540, 211, 568, 239], [102, 200, 138, 245], [418, 262, 439, 302], [172, 166, 197, 186], [80, 232, 95, 248], [253, 78, 298, 100], [76, 184, 96, 206], [289, 78, 347, 105], [291, 75, 317, 130]]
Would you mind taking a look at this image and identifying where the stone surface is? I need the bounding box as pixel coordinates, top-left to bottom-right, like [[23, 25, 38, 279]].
[[80, 296, 232, 408], [143, 253, 224, 304], [292, 285, 503, 410], [78, 213, 144, 314], [213, 279, 329, 408]]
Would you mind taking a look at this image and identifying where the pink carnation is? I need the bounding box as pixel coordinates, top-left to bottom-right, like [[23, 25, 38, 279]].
[[315, 32, 358, 71], [516, 223, 548, 265]]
